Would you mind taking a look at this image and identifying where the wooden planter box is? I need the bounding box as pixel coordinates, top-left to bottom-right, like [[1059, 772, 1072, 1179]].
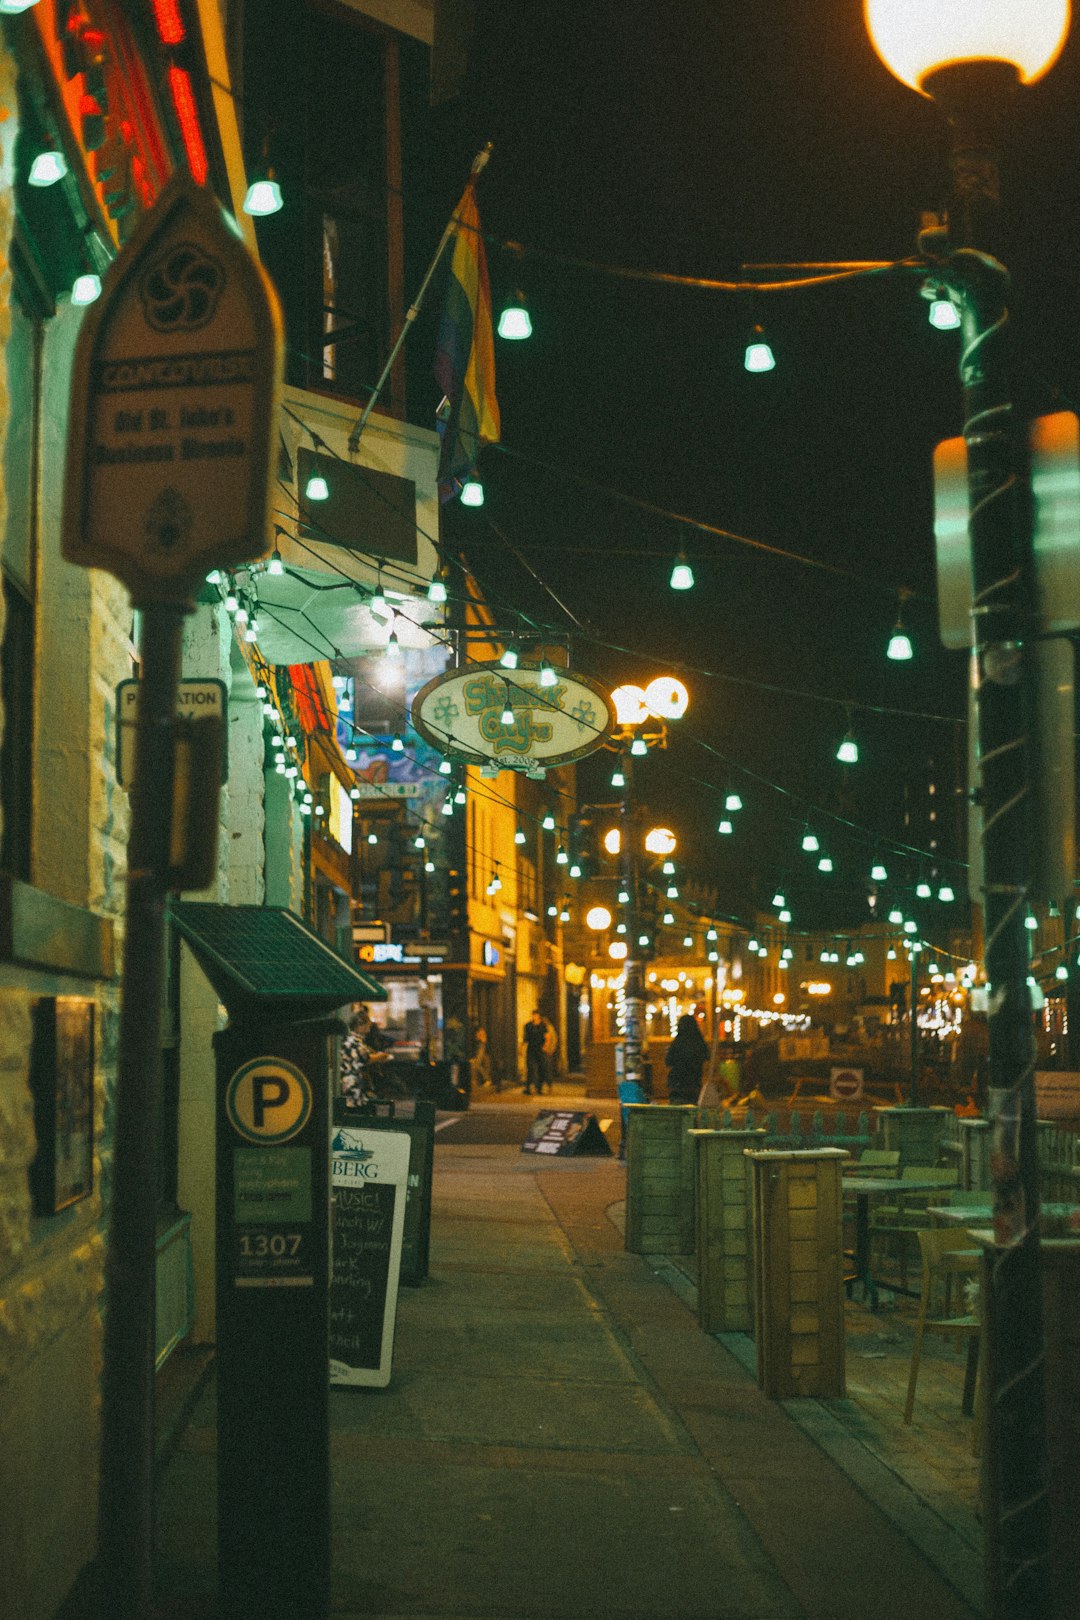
[[624, 1104, 697, 1255], [693, 1128, 763, 1333], [746, 1148, 848, 1399], [874, 1105, 952, 1168]]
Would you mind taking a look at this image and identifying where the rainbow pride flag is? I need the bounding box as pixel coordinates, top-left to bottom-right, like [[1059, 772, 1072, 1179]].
[[434, 181, 500, 501]]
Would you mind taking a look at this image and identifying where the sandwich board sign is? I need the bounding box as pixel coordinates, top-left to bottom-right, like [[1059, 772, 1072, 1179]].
[[329, 1125, 410, 1387], [61, 173, 282, 603]]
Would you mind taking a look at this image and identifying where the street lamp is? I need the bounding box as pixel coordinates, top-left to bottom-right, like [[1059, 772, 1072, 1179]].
[[609, 676, 689, 1095], [865, 8, 1070, 1614]]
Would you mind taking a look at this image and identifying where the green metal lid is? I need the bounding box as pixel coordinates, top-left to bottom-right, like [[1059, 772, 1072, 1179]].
[[168, 902, 386, 1017]]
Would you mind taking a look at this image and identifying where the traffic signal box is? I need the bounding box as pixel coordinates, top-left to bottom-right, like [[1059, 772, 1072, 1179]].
[[169, 902, 385, 1620]]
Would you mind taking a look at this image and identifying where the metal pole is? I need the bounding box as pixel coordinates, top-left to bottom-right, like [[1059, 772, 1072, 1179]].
[[347, 144, 492, 455], [930, 62, 1049, 1618], [98, 602, 186, 1618], [909, 946, 919, 1107], [619, 755, 646, 1092]]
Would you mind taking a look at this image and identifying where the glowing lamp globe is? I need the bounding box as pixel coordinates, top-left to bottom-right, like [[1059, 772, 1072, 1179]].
[[609, 941, 628, 960], [644, 676, 689, 720], [586, 906, 613, 931], [644, 827, 677, 856], [864, 0, 1071, 93], [611, 684, 649, 726], [603, 827, 622, 856]]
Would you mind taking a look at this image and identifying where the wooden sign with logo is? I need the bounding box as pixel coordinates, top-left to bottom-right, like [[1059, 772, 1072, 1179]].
[[62, 174, 283, 603]]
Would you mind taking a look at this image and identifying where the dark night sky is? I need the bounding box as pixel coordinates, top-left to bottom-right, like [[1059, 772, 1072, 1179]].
[[414, 0, 1080, 933]]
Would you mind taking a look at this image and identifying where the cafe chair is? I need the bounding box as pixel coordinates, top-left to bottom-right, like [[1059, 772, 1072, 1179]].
[[903, 1226, 981, 1434], [871, 1165, 958, 1290]]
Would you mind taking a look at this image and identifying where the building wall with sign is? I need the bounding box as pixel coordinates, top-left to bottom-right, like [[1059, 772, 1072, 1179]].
[[0, 7, 265, 1611]]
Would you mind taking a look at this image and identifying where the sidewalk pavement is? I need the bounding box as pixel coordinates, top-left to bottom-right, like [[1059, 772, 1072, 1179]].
[[153, 1099, 981, 1619]]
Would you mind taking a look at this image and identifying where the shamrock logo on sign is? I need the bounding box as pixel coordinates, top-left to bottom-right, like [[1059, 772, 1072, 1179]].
[[139, 242, 225, 333]]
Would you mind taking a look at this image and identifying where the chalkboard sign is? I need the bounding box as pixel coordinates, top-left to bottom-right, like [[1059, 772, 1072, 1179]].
[[330, 1127, 409, 1387], [332, 1099, 435, 1284], [521, 1110, 613, 1157]]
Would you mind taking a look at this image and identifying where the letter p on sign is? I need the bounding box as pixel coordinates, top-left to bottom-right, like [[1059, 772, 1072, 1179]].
[[227, 1057, 313, 1144]]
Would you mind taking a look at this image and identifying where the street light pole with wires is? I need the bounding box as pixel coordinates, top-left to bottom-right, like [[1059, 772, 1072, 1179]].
[[608, 678, 690, 1094]]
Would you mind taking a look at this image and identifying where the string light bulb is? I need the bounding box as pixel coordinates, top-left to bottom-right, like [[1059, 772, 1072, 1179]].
[[243, 174, 283, 216], [836, 731, 859, 765], [669, 551, 694, 591], [305, 469, 329, 502], [71, 273, 102, 306], [539, 660, 558, 688], [29, 150, 68, 186], [460, 479, 484, 507], [744, 324, 776, 373], [497, 290, 532, 339]]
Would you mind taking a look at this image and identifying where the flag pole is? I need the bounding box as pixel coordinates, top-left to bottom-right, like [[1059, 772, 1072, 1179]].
[[347, 143, 493, 455]]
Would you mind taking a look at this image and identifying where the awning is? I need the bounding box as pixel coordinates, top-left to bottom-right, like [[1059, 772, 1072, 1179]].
[[249, 562, 439, 666]]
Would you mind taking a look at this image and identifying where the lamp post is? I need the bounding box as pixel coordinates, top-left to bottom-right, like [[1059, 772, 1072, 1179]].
[[609, 678, 689, 1094], [865, 7, 1070, 1615]]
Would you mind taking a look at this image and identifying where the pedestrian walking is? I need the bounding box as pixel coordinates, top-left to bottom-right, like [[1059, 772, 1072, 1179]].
[[472, 1025, 497, 1091], [522, 1009, 550, 1095], [664, 1013, 709, 1104]]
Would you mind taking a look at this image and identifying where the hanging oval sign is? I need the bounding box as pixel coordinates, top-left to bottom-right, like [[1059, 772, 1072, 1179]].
[[411, 663, 615, 769]]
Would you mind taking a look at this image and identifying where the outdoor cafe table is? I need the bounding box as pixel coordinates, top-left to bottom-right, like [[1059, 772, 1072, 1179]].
[[927, 1202, 1080, 1236], [842, 1174, 962, 1309]]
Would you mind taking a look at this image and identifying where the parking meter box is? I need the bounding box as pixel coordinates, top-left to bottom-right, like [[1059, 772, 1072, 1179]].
[[214, 1015, 336, 1620]]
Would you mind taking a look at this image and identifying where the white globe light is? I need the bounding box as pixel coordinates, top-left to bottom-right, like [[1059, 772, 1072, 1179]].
[[610, 684, 649, 726], [644, 826, 677, 856], [586, 906, 613, 931], [864, 0, 1071, 93], [644, 676, 689, 720]]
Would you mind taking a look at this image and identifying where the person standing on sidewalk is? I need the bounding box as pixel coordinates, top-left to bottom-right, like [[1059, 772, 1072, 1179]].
[[522, 1009, 550, 1096], [664, 1013, 709, 1104]]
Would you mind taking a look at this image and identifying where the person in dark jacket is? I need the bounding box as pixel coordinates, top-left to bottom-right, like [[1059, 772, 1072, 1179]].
[[664, 1014, 710, 1104]]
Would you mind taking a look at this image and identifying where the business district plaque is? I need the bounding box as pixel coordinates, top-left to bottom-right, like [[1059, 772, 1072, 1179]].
[[61, 173, 283, 603]]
